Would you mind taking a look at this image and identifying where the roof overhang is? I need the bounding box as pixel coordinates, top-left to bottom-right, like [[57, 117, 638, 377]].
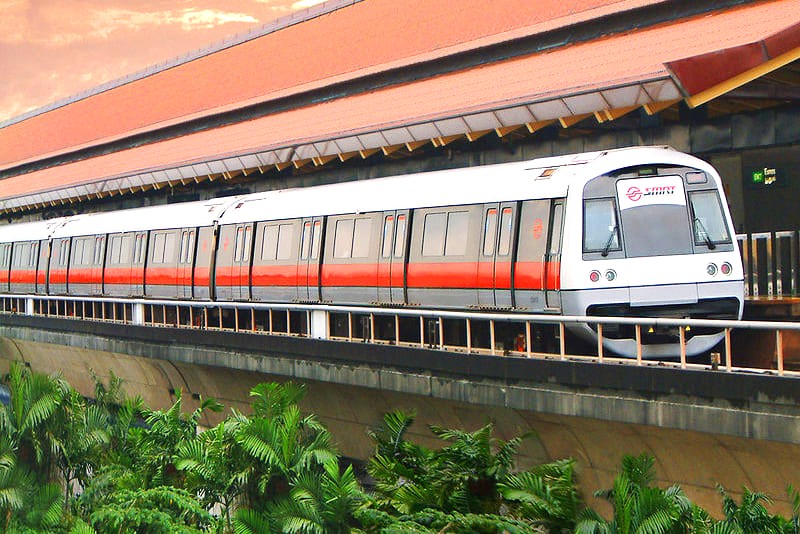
[[1, 2, 798, 214]]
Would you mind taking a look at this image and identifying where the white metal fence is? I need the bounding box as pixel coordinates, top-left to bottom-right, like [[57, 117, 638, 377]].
[[2, 293, 798, 378], [738, 231, 800, 298]]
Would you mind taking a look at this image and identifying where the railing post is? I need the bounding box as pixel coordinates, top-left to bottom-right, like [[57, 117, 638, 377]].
[[132, 303, 145, 325], [776, 329, 784, 376], [679, 326, 686, 369], [597, 323, 604, 362], [635, 324, 643, 364], [725, 328, 732, 372]]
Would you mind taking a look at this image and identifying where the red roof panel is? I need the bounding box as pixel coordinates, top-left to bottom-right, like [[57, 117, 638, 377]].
[[2, 0, 798, 203], [0, 0, 665, 169]]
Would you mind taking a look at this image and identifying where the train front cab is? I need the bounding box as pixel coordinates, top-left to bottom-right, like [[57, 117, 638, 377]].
[[563, 164, 744, 358]]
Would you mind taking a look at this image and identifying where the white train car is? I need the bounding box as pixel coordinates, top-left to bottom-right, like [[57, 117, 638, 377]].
[[0, 146, 744, 357]]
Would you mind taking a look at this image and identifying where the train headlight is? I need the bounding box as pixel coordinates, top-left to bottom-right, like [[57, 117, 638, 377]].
[[589, 270, 601, 283], [605, 269, 616, 282], [720, 262, 732, 275], [707, 263, 718, 276]]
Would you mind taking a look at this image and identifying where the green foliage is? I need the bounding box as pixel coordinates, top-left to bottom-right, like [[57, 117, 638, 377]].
[[0, 362, 69, 472], [712, 485, 788, 534], [576, 453, 705, 534], [499, 458, 581, 531], [87, 485, 213, 534], [7, 366, 800, 534]]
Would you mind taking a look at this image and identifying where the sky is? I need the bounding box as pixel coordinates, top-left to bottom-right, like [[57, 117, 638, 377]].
[[0, 0, 325, 123]]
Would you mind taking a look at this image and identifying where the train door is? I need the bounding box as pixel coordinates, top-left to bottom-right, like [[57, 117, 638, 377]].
[[91, 235, 105, 295], [377, 210, 409, 304], [36, 239, 50, 294], [177, 228, 196, 299], [232, 224, 253, 300], [544, 200, 565, 311], [193, 227, 214, 300], [478, 203, 517, 307], [297, 217, 323, 301]]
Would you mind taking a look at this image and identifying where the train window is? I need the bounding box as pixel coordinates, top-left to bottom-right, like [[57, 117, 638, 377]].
[[301, 222, 312, 260], [234, 228, 244, 262], [550, 204, 564, 255], [444, 211, 469, 256], [310, 221, 321, 260], [179, 232, 189, 264], [382, 216, 394, 259], [583, 199, 620, 253], [134, 235, 145, 264], [109, 236, 122, 264], [261, 226, 279, 260], [483, 208, 497, 256], [73, 239, 91, 266], [352, 219, 371, 258], [120, 235, 132, 264], [29, 243, 38, 268], [394, 215, 406, 258], [94, 238, 104, 265], [334, 219, 354, 259], [277, 225, 294, 260], [152, 233, 166, 264], [689, 191, 731, 247], [499, 208, 513, 256], [422, 212, 446, 256], [262, 224, 295, 261], [60, 240, 69, 266]]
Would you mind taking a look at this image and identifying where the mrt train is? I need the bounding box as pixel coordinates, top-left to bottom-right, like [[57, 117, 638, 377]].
[[0, 146, 744, 357]]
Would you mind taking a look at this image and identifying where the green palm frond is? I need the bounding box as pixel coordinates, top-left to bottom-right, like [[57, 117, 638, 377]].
[[233, 507, 275, 534]]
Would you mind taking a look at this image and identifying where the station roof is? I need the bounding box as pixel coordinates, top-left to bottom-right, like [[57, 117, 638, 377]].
[[1, 0, 799, 214]]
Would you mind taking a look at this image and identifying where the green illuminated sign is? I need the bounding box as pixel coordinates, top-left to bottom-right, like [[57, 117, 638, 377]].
[[751, 167, 777, 186]]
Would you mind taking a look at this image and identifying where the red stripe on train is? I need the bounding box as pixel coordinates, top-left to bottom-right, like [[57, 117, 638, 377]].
[[11, 261, 559, 292]]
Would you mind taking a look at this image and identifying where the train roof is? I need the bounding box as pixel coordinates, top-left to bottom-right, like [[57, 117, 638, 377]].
[[218, 145, 704, 225], [0, 217, 76, 243], [48, 196, 240, 238], [0, 146, 714, 240]]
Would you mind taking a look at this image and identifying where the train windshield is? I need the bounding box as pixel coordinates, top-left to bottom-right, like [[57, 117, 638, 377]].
[[583, 174, 733, 258], [615, 175, 692, 257], [688, 190, 731, 247]]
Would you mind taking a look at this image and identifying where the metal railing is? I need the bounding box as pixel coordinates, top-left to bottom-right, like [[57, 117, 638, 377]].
[[738, 230, 800, 298], [2, 294, 799, 379]]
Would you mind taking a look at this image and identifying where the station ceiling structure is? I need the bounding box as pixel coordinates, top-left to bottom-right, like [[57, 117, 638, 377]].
[[0, 0, 799, 215]]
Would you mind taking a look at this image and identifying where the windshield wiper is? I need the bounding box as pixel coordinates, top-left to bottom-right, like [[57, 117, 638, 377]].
[[601, 226, 618, 257], [694, 217, 716, 250]]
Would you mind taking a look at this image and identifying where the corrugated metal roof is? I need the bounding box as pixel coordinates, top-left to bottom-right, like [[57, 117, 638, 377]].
[[0, 0, 667, 170], [1, 0, 798, 214]]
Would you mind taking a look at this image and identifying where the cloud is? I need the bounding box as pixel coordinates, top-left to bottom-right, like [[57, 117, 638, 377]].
[[290, 0, 327, 10], [88, 8, 259, 36], [0, 6, 259, 46]]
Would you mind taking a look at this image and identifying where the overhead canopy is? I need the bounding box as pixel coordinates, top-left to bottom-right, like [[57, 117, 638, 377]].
[[0, 0, 798, 213]]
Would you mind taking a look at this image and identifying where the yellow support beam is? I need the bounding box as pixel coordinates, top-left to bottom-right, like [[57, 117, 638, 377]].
[[432, 134, 462, 147], [313, 154, 338, 166], [466, 129, 492, 142], [381, 144, 404, 156], [526, 120, 556, 133], [293, 158, 312, 169], [338, 151, 358, 162], [405, 140, 429, 151], [359, 148, 379, 159], [274, 161, 293, 171], [558, 113, 593, 128], [495, 124, 523, 137], [643, 99, 680, 116], [595, 105, 639, 123], [686, 46, 800, 108]]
